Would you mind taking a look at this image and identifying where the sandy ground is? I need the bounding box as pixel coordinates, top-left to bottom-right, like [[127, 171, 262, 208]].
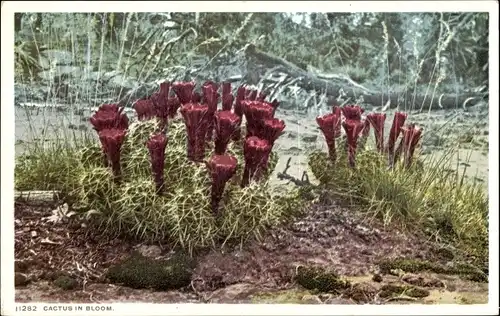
[[15, 105, 490, 188]]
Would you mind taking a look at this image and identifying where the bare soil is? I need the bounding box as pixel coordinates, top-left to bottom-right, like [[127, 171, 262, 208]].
[[14, 200, 488, 304]]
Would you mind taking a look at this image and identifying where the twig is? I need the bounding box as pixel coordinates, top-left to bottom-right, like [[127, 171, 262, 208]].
[[276, 157, 311, 187]]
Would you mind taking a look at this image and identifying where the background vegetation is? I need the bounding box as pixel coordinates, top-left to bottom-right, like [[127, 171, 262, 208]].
[[14, 12, 488, 105]]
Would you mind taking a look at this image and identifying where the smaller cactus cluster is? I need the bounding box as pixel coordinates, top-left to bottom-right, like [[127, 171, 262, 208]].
[[314, 104, 423, 170]]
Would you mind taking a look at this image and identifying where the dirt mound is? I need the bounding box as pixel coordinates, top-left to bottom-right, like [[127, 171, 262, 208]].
[[14, 200, 486, 304], [193, 200, 441, 292]]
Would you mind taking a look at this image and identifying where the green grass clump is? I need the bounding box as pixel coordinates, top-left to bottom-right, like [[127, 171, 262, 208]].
[[308, 139, 488, 268], [15, 118, 304, 252], [15, 140, 89, 194]]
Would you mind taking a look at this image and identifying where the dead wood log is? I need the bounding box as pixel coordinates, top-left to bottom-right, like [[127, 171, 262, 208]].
[[244, 44, 484, 111], [15, 190, 60, 203]]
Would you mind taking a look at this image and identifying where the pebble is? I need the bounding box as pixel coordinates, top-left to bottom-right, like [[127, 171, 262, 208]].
[[15, 273, 29, 287]]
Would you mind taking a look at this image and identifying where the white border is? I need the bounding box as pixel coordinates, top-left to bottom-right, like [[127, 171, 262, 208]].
[[2, 2, 498, 315]]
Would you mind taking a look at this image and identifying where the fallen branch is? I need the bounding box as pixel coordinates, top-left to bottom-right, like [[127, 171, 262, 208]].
[[244, 44, 484, 111], [15, 190, 60, 203], [276, 157, 311, 187]]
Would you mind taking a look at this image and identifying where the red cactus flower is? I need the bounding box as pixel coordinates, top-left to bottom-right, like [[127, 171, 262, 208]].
[[152, 81, 181, 121], [99, 103, 119, 112], [234, 86, 247, 118], [232, 86, 247, 141], [366, 112, 387, 152], [147, 133, 168, 194], [191, 91, 202, 103], [149, 92, 169, 131], [341, 105, 364, 121], [202, 82, 219, 113], [214, 111, 241, 154], [133, 99, 156, 121], [357, 118, 371, 151], [387, 111, 408, 167], [98, 128, 127, 178], [202, 80, 219, 112], [316, 111, 342, 161], [202, 83, 220, 142], [167, 96, 181, 118], [257, 118, 286, 147], [241, 136, 271, 187], [361, 119, 371, 138], [180, 103, 210, 162], [90, 104, 129, 132], [254, 118, 285, 178], [203, 80, 218, 92], [242, 101, 274, 138], [402, 124, 423, 168], [206, 154, 238, 215], [159, 81, 170, 92], [332, 106, 342, 137], [342, 119, 365, 168], [172, 81, 195, 105], [158, 80, 171, 108], [221, 82, 234, 111]]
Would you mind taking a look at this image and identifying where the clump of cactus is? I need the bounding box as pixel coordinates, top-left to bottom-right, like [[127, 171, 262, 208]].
[[76, 80, 302, 251]]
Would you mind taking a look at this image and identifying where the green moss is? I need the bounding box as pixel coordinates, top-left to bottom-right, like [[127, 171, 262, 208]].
[[294, 266, 351, 293], [380, 284, 430, 298], [53, 275, 79, 290], [106, 252, 195, 290], [377, 258, 487, 282]]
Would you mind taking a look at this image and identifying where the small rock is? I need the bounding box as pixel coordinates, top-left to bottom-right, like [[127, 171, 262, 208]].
[[285, 131, 298, 139], [402, 274, 445, 288], [135, 244, 162, 258], [301, 294, 322, 304], [434, 247, 455, 260], [15, 260, 29, 273], [361, 249, 373, 256], [210, 283, 260, 303], [284, 146, 302, 155], [372, 273, 383, 282], [301, 135, 318, 143], [346, 282, 378, 303], [317, 293, 333, 302], [15, 273, 29, 287], [323, 297, 354, 304]]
